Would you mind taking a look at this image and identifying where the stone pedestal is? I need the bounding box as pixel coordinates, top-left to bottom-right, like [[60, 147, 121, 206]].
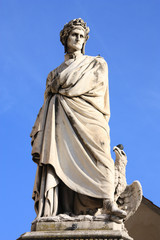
[[18, 219, 133, 240]]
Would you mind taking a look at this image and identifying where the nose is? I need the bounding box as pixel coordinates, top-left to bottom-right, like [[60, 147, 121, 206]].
[[76, 35, 80, 41]]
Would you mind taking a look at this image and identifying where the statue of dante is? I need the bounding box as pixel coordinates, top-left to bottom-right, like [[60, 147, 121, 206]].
[[30, 18, 126, 219]]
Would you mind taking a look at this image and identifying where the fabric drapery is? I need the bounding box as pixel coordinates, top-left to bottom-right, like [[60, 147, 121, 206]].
[[31, 55, 114, 216]]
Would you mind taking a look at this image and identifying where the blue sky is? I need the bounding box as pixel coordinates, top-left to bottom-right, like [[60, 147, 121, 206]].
[[1, 0, 160, 239]]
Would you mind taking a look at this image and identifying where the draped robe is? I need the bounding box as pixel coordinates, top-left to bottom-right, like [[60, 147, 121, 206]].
[[30, 54, 115, 217]]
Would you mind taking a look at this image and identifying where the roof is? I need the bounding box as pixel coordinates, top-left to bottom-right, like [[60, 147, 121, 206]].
[[142, 196, 160, 215]]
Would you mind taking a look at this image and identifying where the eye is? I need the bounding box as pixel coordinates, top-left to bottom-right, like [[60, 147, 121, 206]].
[[80, 35, 84, 38], [72, 33, 76, 36]]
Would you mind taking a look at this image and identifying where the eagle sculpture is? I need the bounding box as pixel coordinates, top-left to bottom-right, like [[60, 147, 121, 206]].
[[112, 145, 142, 222]]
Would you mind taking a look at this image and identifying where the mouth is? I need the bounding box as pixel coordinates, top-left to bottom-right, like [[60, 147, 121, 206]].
[[73, 43, 82, 49]]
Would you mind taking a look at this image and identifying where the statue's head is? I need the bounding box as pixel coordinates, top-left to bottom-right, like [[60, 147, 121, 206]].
[[60, 18, 90, 54]]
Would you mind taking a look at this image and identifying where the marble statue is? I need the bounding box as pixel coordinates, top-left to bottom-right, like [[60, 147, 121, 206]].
[[30, 18, 142, 223]]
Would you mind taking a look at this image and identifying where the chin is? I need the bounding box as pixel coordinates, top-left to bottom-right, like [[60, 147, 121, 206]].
[[73, 44, 82, 50], [67, 44, 82, 52]]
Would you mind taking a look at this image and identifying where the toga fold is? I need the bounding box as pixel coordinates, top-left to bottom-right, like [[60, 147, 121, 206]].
[[30, 54, 115, 217]]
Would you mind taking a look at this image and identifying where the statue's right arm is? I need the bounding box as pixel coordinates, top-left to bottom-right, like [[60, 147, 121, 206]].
[[30, 70, 54, 145], [44, 70, 56, 101]]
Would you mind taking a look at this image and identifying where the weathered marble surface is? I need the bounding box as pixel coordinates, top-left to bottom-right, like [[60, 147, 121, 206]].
[[18, 219, 133, 240], [31, 218, 123, 231], [30, 18, 142, 225], [111, 146, 142, 222], [30, 18, 125, 219], [18, 230, 133, 240]]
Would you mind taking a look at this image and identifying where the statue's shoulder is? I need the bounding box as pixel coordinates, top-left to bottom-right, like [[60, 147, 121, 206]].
[[85, 55, 108, 66], [46, 65, 60, 81], [46, 62, 64, 85], [96, 55, 108, 67]]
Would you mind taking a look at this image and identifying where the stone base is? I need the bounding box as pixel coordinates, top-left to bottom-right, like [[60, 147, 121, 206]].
[[18, 229, 132, 240], [31, 220, 123, 231], [18, 219, 133, 240]]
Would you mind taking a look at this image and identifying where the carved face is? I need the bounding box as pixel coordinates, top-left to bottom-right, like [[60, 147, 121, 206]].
[[67, 28, 85, 53]]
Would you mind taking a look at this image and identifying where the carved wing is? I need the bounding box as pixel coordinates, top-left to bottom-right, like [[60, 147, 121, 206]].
[[117, 180, 143, 221]]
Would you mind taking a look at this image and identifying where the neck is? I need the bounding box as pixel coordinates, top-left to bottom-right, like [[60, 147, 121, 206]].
[[65, 51, 83, 61], [67, 50, 81, 54]]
